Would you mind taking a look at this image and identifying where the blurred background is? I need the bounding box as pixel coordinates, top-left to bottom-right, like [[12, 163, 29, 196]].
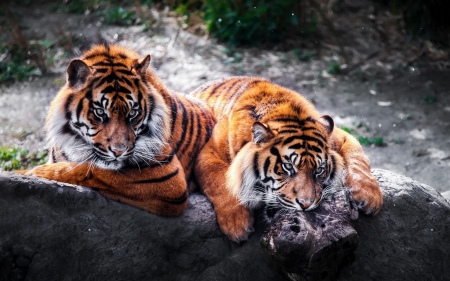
[[0, 0, 449, 193]]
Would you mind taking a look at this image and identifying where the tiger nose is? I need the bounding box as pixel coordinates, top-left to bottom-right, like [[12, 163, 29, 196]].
[[296, 199, 312, 210], [110, 145, 127, 157]]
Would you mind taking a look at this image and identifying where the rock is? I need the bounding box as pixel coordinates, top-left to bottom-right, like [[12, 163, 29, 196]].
[[0, 172, 284, 281], [441, 190, 450, 201], [339, 169, 450, 281], [260, 189, 360, 281], [0, 169, 449, 281]]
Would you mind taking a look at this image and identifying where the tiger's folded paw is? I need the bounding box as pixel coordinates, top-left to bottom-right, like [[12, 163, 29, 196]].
[[347, 173, 383, 215], [26, 164, 56, 179], [25, 162, 81, 184], [216, 204, 254, 243]]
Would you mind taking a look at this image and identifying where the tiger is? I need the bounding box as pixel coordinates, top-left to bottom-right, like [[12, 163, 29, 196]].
[[191, 76, 383, 242], [22, 44, 215, 216]]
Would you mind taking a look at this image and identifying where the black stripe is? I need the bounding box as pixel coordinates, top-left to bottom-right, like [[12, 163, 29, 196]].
[[310, 145, 322, 153], [279, 129, 300, 134], [329, 154, 336, 180], [160, 190, 188, 205], [186, 105, 204, 170], [274, 118, 306, 128], [102, 85, 116, 94], [179, 100, 195, 155], [116, 69, 134, 76], [169, 98, 178, 135], [262, 157, 275, 184], [51, 147, 57, 163], [173, 99, 189, 154], [60, 122, 76, 136], [312, 131, 327, 144], [84, 52, 108, 60], [146, 92, 155, 133], [289, 103, 303, 115], [253, 152, 260, 179], [283, 135, 324, 147], [95, 68, 108, 74], [147, 151, 175, 168], [118, 53, 128, 59], [135, 168, 179, 184], [288, 143, 302, 150], [122, 76, 133, 87], [205, 81, 226, 101], [220, 79, 247, 104], [92, 61, 127, 68]]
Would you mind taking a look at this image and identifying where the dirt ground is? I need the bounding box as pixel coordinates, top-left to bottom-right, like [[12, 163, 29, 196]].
[[1, 1, 449, 193]]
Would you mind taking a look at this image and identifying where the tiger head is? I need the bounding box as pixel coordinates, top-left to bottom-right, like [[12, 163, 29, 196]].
[[227, 115, 344, 212], [46, 44, 170, 170]]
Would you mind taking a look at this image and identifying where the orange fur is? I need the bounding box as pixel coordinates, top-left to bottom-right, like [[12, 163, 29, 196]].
[[192, 77, 383, 242], [24, 44, 215, 216]]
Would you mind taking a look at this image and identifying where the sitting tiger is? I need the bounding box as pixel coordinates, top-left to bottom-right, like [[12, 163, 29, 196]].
[[22, 44, 215, 216], [192, 76, 383, 242]]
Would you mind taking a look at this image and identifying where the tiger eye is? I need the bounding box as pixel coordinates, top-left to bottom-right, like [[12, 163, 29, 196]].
[[95, 108, 105, 116]]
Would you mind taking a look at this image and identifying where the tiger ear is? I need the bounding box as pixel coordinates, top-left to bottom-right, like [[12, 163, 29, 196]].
[[133, 55, 151, 76], [252, 122, 274, 144], [67, 59, 91, 88], [318, 115, 334, 134]]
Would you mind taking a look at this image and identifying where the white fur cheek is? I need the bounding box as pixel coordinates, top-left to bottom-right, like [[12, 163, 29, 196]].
[[46, 109, 93, 163], [226, 145, 261, 209]]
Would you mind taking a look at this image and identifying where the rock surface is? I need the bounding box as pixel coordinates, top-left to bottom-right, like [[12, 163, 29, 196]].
[[0, 169, 449, 281]]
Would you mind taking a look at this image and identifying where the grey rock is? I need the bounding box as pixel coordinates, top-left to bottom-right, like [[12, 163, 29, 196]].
[[339, 169, 450, 281], [0, 169, 448, 281], [0, 172, 283, 281]]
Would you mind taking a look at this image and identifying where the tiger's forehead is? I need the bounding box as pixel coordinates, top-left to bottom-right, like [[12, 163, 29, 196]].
[[82, 44, 139, 67], [274, 131, 328, 164]]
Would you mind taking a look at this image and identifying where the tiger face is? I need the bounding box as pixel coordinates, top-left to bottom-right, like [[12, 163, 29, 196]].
[[46, 45, 170, 170], [227, 115, 344, 211]]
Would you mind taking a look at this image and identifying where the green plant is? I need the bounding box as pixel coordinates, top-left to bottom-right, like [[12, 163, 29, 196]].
[[293, 49, 317, 61], [424, 95, 438, 104], [0, 44, 37, 83], [204, 0, 303, 46], [327, 60, 341, 74], [340, 126, 385, 147], [104, 6, 136, 25], [0, 147, 48, 171]]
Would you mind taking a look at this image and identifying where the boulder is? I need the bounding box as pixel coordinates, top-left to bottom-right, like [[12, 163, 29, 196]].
[[339, 169, 450, 281], [0, 169, 448, 281]]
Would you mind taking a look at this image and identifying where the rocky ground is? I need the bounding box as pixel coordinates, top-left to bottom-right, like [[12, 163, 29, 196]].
[[1, 1, 449, 193]]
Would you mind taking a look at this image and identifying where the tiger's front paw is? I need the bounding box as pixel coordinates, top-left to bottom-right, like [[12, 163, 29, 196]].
[[347, 170, 383, 215], [26, 164, 63, 181], [25, 162, 84, 185], [216, 203, 254, 243]]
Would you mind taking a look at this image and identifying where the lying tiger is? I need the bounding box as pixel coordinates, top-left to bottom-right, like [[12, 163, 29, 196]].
[[192, 77, 383, 242], [22, 44, 215, 216]]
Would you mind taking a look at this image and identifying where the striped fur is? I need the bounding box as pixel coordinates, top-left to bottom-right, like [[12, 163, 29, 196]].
[[192, 76, 382, 242], [24, 44, 215, 216]]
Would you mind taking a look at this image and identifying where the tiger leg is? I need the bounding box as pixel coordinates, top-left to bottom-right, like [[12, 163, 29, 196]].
[[25, 151, 188, 216], [332, 128, 383, 215], [194, 135, 254, 242]]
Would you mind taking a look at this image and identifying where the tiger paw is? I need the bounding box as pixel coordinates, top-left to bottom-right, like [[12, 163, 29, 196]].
[[25, 162, 86, 185], [215, 203, 254, 243], [26, 164, 63, 181], [346, 170, 383, 215]]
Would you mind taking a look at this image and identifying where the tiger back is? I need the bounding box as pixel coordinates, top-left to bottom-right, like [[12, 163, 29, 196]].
[[191, 76, 383, 242], [24, 44, 215, 216]]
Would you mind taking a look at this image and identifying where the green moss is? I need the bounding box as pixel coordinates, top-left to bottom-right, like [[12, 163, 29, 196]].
[[0, 147, 48, 171]]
